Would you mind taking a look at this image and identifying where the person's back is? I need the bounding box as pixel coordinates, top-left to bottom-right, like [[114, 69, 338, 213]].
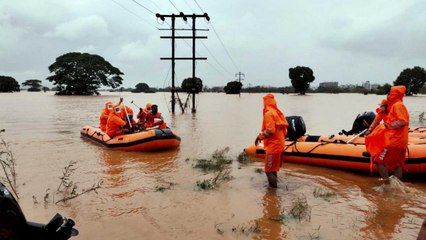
[[106, 106, 127, 138], [255, 94, 288, 188], [99, 102, 113, 132]]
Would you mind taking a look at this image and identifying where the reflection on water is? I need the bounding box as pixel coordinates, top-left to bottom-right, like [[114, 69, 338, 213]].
[[1, 92, 426, 239], [255, 189, 284, 240]]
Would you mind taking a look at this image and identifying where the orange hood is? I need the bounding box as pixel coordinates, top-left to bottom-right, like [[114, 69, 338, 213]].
[[104, 101, 113, 114], [387, 85, 406, 105], [263, 94, 287, 126]]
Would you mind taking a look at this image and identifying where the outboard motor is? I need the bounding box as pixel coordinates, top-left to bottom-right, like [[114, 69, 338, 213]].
[[286, 116, 306, 141], [340, 111, 376, 135], [0, 182, 78, 240]]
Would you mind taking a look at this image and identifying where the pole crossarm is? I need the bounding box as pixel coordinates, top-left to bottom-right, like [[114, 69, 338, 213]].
[[160, 36, 207, 39]]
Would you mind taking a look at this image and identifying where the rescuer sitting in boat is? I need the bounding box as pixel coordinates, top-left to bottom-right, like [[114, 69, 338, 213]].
[[106, 105, 127, 138], [120, 105, 136, 134], [99, 98, 123, 132], [135, 102, 152, 131], [145, 104, 167, 130]]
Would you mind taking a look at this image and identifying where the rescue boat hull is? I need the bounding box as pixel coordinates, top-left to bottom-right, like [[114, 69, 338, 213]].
[[244, 135, 426, 173], [80, 125, 181, 151]]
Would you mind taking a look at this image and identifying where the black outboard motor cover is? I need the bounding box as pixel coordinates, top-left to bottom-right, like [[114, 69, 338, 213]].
[[286, 116, 306, 141], [0, 182, 27, 239], [0, 182, 78, 240], [340, 111, 376, 135]]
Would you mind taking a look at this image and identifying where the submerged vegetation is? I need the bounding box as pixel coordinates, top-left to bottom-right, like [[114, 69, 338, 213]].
[[273, 195, 312, 223], [0, 129, 18, 198], [33, 160, 102, 205], [192, 147, 234, 190], [313, 186, 337, 201]]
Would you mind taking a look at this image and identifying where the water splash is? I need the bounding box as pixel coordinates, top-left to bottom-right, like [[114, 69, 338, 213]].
[[374, 176, 422, 197]]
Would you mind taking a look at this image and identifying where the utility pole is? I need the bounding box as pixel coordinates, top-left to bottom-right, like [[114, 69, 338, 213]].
[[156, 12, 209, 113], [235, 72, 245, 83]]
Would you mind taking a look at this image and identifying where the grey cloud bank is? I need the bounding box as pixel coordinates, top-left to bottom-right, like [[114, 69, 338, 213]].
[[0, 0, 425, 89]]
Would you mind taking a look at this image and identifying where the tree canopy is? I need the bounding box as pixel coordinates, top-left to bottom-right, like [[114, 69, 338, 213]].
[[394, 66, 426, 95], [181, 77, 203, 93], [133, 83, 150, 93], [289, 66, 315, 95], [0, 76, 20, 92], [22, 79, 42, 92], [224, 81, 243, 94], [47, 52, 124, 95]]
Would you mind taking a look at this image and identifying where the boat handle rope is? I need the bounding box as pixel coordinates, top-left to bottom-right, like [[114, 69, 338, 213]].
[[286, 140, 331, 154]]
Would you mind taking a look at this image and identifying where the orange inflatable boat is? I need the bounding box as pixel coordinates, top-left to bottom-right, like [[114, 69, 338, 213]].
[[245, 115, 426, 173], [80, 126, 181, 151], [244, 134, 426, 173]]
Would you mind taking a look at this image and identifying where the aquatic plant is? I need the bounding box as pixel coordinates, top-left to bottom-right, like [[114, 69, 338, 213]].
[[231, 220, 261, 235], [193, 147, 232, 172], [237, 151, 255, 164], [313, 186, 337, 201], [154, 182, 176, 192], [32, 160, 102, 205], [0, 129, 18, 199], [193, 147, 233, 190], [273, 195, 312, 223]]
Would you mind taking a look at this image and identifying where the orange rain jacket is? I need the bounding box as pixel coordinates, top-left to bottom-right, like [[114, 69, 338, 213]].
[[145, 112, 167, 129], [383, 86, 409, 148], [366, 86, 409, 156], [120, 105, 136, 125], [99, 101, 113, 132], [258, 94, 289, 154], [106, 106, 127, 138], [368, 99, 388, 132]]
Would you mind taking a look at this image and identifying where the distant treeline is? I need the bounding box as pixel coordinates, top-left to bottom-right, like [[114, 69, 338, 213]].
[[102, 84, 426, 95]]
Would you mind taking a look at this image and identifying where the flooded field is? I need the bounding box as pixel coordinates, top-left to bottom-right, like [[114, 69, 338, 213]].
[[1, 91, 426, 239]]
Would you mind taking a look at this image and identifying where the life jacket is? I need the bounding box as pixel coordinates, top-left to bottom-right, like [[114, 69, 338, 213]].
[[145, 112, 166, 129]]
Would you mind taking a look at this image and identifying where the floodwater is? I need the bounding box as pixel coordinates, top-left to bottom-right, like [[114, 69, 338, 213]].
[[1, 91, 426, 240]]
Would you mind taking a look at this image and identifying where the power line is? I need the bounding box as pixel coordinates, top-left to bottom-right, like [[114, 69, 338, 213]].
[[131, 0, 156, 15], [168, 0, 180, 13], [209, 23, 240, 72], [193, 0, 204, 12], [111, 0, 158, 29], [192, 0, 240, 72]]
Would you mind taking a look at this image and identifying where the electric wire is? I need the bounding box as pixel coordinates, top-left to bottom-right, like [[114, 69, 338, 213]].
[[131, 0, 156, 14], [192, 0, 240, 72], [111, 0, 158, 29], [168, 0, 180, 13]]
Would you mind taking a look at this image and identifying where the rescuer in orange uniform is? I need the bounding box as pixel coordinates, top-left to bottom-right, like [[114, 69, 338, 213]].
[[99, 101, 113, 132], [373, 86, 409, 183], [255, 94, 288, 188], [99, 98, 123, 132], [365, 99, 388, 136], [145, 104, 167, 129], [106, 105, 127, 138], [136, 103, 152, 127]]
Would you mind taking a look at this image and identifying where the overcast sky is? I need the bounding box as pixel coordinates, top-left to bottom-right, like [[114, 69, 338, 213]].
[[1, 0, 425, 88]]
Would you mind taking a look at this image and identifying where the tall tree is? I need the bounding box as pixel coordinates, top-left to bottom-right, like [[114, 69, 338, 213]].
[[289, 66, 315, 95], [47, 52, 124, 95], [224, 81, 243, 94], [0, 76, 20, 92], [22, 79, 42, 91], [134, 83, 150, 92], [394, 66, 426, 95], [181, 77, 203, 93]]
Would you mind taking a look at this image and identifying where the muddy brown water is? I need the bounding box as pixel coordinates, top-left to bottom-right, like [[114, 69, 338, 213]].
[[1, 92, 425, 239]]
